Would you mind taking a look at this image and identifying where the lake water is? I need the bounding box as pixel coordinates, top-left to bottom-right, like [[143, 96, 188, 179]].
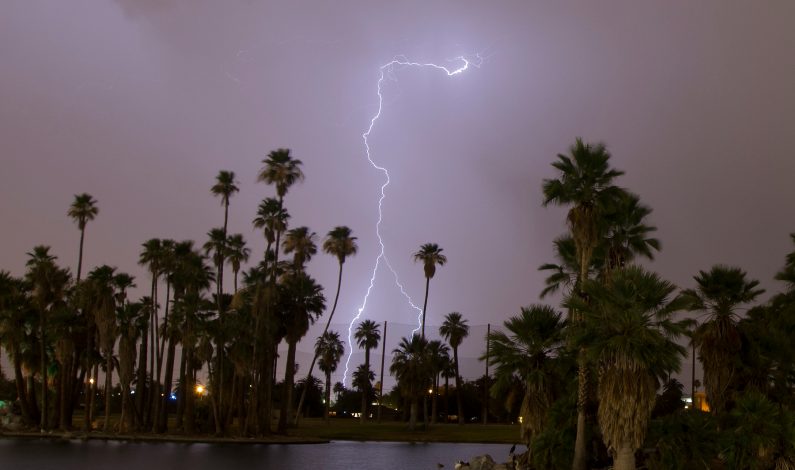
[[0, 439, 514, 470]]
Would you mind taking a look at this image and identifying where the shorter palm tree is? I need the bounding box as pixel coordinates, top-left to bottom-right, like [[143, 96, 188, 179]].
[[684, 265, 764, 415], [354, 319, 380, 423], [567, 266, 692, 470], [316, 331, 344, 422], [390, 335, 430, 431], [439, 312, 469, 424], [487, 305, 566, 446]]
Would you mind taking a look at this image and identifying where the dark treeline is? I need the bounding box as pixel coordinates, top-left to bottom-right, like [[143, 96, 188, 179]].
[[0, 148, 476, 440], [481, 138, 795, 470]]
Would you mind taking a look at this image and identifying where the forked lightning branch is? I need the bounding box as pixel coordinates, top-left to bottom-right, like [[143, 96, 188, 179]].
[[342, 55, 480, 385]]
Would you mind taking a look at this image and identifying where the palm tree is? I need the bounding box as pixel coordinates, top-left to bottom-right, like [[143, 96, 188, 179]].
[[226, 234, 250, 294], [116, 300, 144, 432], [0, 271, 37, 423], [252, 198, 289, 261], [354, 319, 381, 423], [257, 148, 304, 202], [86, 265, 118, 432], [277, 272, 325, 433], [67, 193, 99, 283], [601, 191, 660, 279], [283, 227, 317, 271], [315, 330, 344, 422], [321, 226, 358, 331], [211, 170, 239, 238], [390, 335, 429, 431], [487, 305, 566, 446], [439, 312, 469, 424], [413, 243, 447, 338], [257, 149, 303, 434], [25, 246, 71, 430], [567, 266, 691, 470], [294, 226, 357, 423], [684, 265, 764, 415], [542, 138, 624, 470], [138, 238, 166, 427]]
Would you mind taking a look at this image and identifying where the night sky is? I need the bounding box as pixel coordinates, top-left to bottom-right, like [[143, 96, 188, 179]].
[[2, 1, 795, 387]]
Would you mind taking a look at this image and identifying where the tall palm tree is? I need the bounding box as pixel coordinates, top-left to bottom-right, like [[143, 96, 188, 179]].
[[116, 300, 144, 432], [354, 319, 381, 423], [321, 226, 358, 332], [138, 238, 164, 425], [226, 234, 250, 294], [25, 246, 71, 430], [413, 243, 447, 338], [487, 305, 566, 446], [67, 193, 98, 283], [277, 272, 325, 433], [439, 311, 469, 424], [315, 330, 344, 423], [86, 265, 118, 432], [567, 266, 691, 470], [294, 226, 357, 423], [257, 148, 304, 203], [257, 149, 303, 434], [390, 335, 430, 431], [542, 138, 624, 470], [211, 170, 239, 238], [684, 265, 764, 415]]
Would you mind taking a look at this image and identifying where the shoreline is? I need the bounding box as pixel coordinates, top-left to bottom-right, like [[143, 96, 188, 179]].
[[0, 430, 328, 445]]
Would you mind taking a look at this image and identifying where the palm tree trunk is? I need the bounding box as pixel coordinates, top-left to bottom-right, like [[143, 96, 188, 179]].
[[278, 340, 297, 433], [572, 353, 589, 470], [157, 336, 177, 433], [324, 371, 331, 423], [39, 309, 48, 431], [421, 277, 430, 338], [431, 372, 438, 425], [184, 349, 196, 434], [134, 323, 147, 430], [83, 326, 96, 431], [294, 262, 344, 425], [454, 347, 464, 425], [571, 248, 593, 470], [103, 350, 112, 432], [409, 397, 418, 431], [13, 351, 33, 423], [360, 348, 370, 424], [444, 375, 449, 421], [77, 228, 85, 283], [176, 351, 186, 429], [613, 441, 636, 470]]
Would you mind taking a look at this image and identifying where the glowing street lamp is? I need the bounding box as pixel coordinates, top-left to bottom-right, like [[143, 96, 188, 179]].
[[195, 385, 205, 395]]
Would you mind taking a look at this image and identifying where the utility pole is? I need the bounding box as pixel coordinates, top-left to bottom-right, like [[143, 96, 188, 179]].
[[483, 323, 490, 425], [377, 321, 387, 423]]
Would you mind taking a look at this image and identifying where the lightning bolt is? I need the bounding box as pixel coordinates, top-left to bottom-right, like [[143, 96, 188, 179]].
[[343, 55, 480, 385]]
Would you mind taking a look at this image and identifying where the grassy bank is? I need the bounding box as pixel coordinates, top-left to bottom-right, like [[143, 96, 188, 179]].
[[1, 416, 519, 445], [291, 418, 519, 444]]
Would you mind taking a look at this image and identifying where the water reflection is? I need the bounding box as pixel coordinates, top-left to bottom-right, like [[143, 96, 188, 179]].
[[0, 439, 514, 470]]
